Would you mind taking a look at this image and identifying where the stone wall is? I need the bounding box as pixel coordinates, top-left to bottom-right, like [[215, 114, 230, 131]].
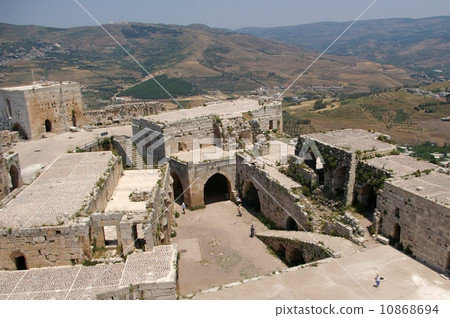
[[0, 155, 122, 270], [0, 222, 92, 270], [236, 154, 310, 231], [377, 182, 450, 273], [295, 137, 356, 205], [169, 157, 236, 208], [256, 234, 329, 266], [84, 101, 164, 126], [0, 82, 84, 140], [147, 164, 174, 248]]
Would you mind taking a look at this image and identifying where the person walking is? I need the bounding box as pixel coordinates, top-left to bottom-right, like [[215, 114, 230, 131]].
[[374, 274, 381, 288], [181, 202, 186, 214], [250, 223, 256, 238], [237, 204, 242, 217]]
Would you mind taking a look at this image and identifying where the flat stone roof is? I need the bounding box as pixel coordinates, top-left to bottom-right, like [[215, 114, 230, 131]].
[[303, 129, 396, 153], [0, 152, 114, 229], [389, 172, 450, 206], [0, 81, 77, 92], [366, 154, 438, 178], [0, 245, 176, 300], [105, 170, 159, 214], [143, 99, 261, 123]]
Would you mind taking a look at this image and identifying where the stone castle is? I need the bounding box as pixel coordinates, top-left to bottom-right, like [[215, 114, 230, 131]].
[[0, 96, 448, 299]]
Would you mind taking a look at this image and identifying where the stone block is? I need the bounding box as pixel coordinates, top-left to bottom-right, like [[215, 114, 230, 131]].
[[376, 235, 389, 245]]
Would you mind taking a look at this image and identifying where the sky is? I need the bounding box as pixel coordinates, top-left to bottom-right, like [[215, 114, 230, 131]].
[[0, 0, 449, 29]]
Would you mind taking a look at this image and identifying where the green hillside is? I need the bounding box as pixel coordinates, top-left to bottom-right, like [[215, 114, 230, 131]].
[[118, 75, 202, 99]]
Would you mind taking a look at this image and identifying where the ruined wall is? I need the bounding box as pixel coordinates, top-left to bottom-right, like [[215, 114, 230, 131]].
[[236, 154, 310, 231], [250, 102, 283, 133], [0, 89, 30, 139], [295, 137, 356, 205], [0, 155, 122, 270], [148, 164, 174, 248], [84, 102, 164, 126], [0, 222, 91, 270], [377, 182, 450, 272]]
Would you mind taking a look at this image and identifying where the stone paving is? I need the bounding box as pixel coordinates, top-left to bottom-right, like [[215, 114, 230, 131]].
[[192, 245, 450, 300], [367, 154, 437, 178], [390, 172, 450, 206], [105, 169, 159, 215], [304, 129, 396, 153], [0, 245, 175, 300], [143, 99, 260, 123], [0, 152, 114, 228]]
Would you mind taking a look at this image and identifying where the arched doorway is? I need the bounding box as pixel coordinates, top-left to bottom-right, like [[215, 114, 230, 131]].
[[333, 166, 347, 195], [243, 181, 261, 212], [286, 216, 298, 231], [171, 172, 184, 203], [359, 184, 377, 207], [44, 119, 52, 132], [12, 123, 28, 140], [10, 251, 28, 270], [203, 173, 230, 204], [9, 165, 20, 191], [392, 223, 401, 244]]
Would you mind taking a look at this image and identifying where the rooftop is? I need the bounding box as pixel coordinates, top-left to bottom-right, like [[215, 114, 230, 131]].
[[0, 152, 114, 229], [143, 99, 262, 123], [366, 154, 437, 178], [389, 172, 450, 206], [0, 81, 77, 92], [105, 169, 159, 215], [303, 129, 396, 153], [0, 245, 176, 300]]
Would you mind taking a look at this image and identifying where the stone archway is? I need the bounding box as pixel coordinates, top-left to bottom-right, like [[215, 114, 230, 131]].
[[203, 173, 231, 204], [9, 165, 20, 191], [333, 166, 347, 195], [44, 119, 52, 132], [243, 181, 261, 212], [359, 184, 377, 207], [171, 171, 184, 203], [12, 123, 28, 140], [286, 216, 298, 231], [10, 251, 28, 270]]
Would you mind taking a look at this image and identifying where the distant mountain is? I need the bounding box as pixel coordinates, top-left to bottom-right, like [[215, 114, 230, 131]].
[[238, 16, 450, 80], [0, 22, 416, 107]]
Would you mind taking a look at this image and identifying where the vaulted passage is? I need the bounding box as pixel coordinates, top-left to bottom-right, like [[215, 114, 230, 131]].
[[286, 216, 298, 231], [243, 181, 261, 213], [203, 173, 230, 205], [171, 172, 184, 203]]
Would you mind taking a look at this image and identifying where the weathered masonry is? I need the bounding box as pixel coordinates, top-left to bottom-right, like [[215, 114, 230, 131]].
[[377, 173, 450, 273], [0, 82, 84, 140], [0, 151, 174, 270]]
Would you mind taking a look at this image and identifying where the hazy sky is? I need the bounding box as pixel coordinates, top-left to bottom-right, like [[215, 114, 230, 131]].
[[1, 0, 449, 29]]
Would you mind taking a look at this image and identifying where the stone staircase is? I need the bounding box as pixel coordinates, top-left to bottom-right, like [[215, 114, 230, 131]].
[[114, 137, 148, 169]]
